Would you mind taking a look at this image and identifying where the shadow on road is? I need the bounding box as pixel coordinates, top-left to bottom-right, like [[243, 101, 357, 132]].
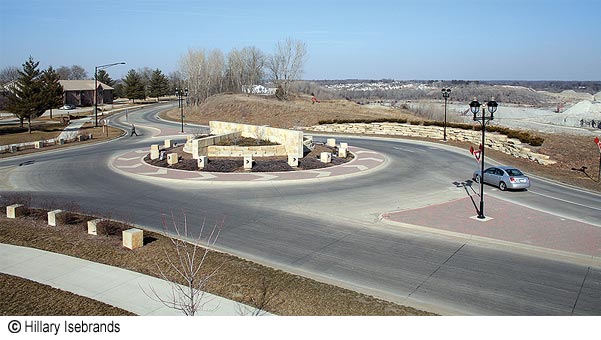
[[452, 179, 480, 215]]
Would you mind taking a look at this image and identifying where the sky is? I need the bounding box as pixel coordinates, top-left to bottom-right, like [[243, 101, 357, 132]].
[[1, 0, 600, 81]]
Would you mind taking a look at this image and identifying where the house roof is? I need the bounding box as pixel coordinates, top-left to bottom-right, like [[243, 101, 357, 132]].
[[59, 80, 114, 91]]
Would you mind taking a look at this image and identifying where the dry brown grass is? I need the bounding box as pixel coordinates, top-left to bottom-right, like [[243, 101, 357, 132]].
[[162, 93, 416, 128], [0, 273, 134, 316], [0, 212, 433, 316], [0, 124, 123, 159], [0, 122, 64, 144]]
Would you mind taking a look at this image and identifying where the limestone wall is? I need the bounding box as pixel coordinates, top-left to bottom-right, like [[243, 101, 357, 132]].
[[208, 145, 287, 157], [309, 122, 555, 165], [210, 121, 303, 158]]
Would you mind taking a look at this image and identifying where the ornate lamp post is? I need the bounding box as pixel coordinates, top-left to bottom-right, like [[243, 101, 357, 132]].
[[94, 62, 125, 127], [175, 87, 188, 133], [441, 88, 451, 141], [470, 97, 498, 219]]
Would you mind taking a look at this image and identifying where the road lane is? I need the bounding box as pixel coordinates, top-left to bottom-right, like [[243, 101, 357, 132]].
[[1, 104, 599, 315]]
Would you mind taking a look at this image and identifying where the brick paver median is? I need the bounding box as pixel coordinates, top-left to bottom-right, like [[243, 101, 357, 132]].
[[382, 196, 601, 258]]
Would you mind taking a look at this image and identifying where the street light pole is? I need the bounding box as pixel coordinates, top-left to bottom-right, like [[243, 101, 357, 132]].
[[441, 88, 451, 141], [94, 62, 125, 127], [470, 97, 498, 219], [175, 87, 188, 133]]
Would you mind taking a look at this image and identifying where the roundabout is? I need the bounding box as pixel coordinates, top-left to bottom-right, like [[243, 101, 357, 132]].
[[110, 145, 387, 184], [2, 103, 600, 315]]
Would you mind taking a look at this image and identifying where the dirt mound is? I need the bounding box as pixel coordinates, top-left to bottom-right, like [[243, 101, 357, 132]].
[[164, 93, 414, 128]]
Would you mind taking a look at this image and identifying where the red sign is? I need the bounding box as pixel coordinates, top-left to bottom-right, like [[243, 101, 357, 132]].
[[470, 145, 482, 162], [595, 137, 601, 153]]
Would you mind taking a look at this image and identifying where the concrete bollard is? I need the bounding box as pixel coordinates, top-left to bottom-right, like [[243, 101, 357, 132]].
[[320, 152, 332, 163], [244, 155, 253, 170], [338, 148, 347, 158], [197, 156, 208, 169], [6, 204, 25, 219], [34, 141, 43, 149], [340, 142, 348, 151], [9, 145, 18, 153], [288, 154, 299, 167], [88, 133, 93, 140], [47, 209, 66, 226], [87, 218, 103, 235], [122, 228, 144, 250], [326, 138, 336, 147], [186, 135, 194, 143], [167, 153, 178, 165], [150, 144, 160, 160], [164, 139, 172, 148]]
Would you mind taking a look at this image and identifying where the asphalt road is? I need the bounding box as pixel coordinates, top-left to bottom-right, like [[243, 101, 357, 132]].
[[1, 103, 599, 315]]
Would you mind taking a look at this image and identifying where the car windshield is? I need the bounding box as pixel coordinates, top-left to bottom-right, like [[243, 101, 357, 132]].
[[506, 169, 524, 176]]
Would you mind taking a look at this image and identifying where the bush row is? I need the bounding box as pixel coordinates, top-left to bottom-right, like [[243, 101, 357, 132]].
[[317, 118, 544, 146]]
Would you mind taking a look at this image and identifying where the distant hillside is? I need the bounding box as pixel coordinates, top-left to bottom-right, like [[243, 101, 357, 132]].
[[293, 80, 601, 107], [164, 93, 416, 128]]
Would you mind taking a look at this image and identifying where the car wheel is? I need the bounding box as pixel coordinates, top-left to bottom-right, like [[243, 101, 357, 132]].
[[474, 175, 480, 183], [499, 181, 507, 191]]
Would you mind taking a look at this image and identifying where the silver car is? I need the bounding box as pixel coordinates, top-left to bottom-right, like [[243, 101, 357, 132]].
[[472, 166, 531, 191]]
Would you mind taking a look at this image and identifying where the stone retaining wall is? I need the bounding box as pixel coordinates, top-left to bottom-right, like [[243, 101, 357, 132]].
[[210, 121, 303, 158], [207, 145, 287, 157], [308, 122, 556, 165]]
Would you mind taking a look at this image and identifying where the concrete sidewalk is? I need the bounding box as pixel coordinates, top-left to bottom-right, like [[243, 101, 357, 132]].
[[381, 195, 601, 266], [0, 243, 269, 316]]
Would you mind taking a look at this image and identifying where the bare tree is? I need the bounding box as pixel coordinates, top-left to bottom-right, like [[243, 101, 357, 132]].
[[69, 65, 88, 80], [56, 66, 71, 80], [142, 212, 223, 316], [242, 46, 266, 94], [267, 38, 307, 98], [180, 48, 207, 105], [226, 48, 245, 93], [0, 66, 20, 85]]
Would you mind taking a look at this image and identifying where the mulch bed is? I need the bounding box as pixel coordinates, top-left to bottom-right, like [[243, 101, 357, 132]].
[[143, 144, 355, 173]]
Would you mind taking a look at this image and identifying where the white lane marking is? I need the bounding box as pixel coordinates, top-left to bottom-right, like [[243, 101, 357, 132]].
[[529, 190, 601, 212], [253, 173, 278, 181], [393, 147, 415, 153], [139, 169, 168, 175], [354, 150, 378, 154], [116, 163, 142, 169], [342, 164, 368, 171], [135, 150, 147, 154], [192, 173, 217, 180], [308, 170, 331, 178], [361, 157, 385, 162], [117, 156, 140, 161]]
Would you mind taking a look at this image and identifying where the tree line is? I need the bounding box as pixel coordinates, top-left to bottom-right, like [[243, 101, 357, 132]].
[[179, 37, 306, 105]]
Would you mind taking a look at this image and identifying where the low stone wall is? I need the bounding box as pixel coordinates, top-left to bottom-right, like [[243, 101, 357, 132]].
[[308, 122, 556, 165], [208, 145, 287, 157], [210, 121, 303, 158], [183, 132, 241, 157]]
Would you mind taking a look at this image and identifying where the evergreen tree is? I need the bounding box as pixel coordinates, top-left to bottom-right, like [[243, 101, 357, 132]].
[[122, 69, 146, 103], [148, 69, 170, 101], [97, 69, 114, 86], [6, 57, 47, 132], [42, 66, 64, 119]]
